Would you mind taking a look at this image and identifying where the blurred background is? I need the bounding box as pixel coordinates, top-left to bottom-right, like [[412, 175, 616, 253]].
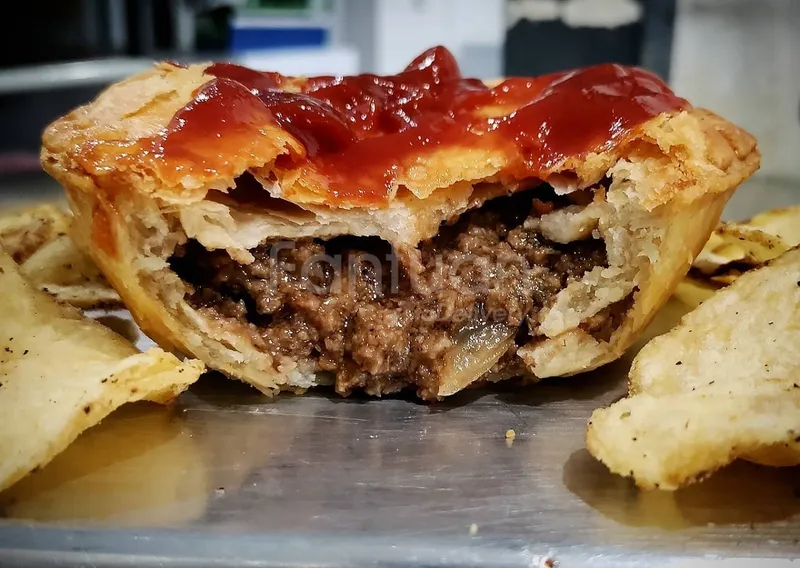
[[0, 0, 797, 217]]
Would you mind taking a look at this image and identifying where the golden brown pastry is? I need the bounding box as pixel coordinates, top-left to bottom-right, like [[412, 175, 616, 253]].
[[41, 47, 759, 400]]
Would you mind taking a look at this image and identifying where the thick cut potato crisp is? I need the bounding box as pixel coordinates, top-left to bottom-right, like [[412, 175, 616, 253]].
[[692, 223, 789, 282], [685, 205, 800, 294], [587, 247, 800, 490], [0, 204, 120, 308], [0, 204, 69, 263], [745, 205, 800, 245], [0, 247, 203, 492]]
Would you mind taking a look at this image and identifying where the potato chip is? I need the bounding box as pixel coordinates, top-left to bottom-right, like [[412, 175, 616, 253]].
[[587, 247, 800, 490], [0, 204, 69, 264], [0, 247, 204, 492], [0, 204, 121, 307], [692, 222, 789, 277], [744, 205, 800, 247], [688, 205, 800, 290], [20, 231, 122, 308]]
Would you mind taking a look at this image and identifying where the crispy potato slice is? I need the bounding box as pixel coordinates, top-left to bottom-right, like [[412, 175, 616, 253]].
[[745, 205, 800, 246], [0, 204, 121, 307], [692, 222, 789, 277], [0, 247, 204, 492], [0, 204, 70, 264], [587, 247, 800, 490], [688, 205, 800, 292], [20, 231, 121, 308]]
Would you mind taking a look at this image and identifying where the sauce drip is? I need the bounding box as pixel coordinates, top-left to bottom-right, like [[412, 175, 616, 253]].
[[160, 46, 688, 203]]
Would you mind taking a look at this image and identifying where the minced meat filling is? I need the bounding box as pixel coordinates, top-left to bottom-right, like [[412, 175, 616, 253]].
[[170, 188, 612, 398]]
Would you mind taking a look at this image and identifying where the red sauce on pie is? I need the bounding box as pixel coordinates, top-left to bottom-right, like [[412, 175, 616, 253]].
[[159, 46, 688, 204], [158, 78, 278, 174]]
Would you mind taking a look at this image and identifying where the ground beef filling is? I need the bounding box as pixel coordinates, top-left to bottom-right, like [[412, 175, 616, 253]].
[[170, 189, 616, 398]]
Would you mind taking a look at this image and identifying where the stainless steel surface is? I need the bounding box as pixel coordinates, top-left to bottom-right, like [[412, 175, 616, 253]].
[[0, 175, 798, 566]]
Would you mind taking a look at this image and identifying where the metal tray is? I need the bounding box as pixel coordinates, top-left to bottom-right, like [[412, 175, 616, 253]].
[[0, 180, 798, 567]]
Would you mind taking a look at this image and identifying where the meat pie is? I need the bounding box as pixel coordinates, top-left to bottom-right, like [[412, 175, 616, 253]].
[[41, 47, 759, 399]]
